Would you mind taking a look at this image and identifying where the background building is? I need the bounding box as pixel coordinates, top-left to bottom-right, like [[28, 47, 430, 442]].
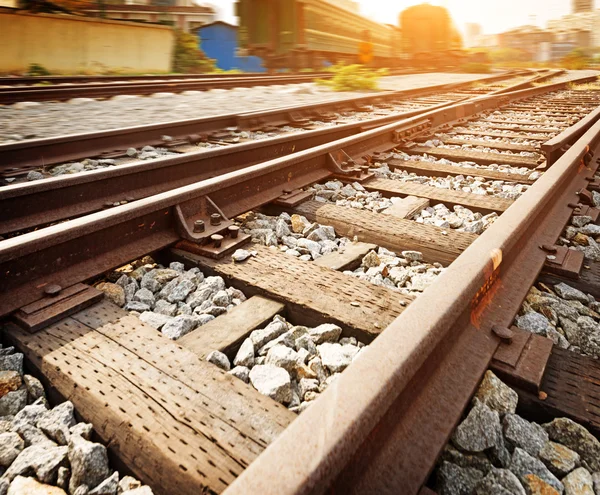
[[573, 0, 594, 13], [322, 0, 359, 13], [498, 25, 553, 60], [84, 0, 215, 32], [197, 21, 264, 71], [464, 23, 482, 48], [547, 10, 600, 46]]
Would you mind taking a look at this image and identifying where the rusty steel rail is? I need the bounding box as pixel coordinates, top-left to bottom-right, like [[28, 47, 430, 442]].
[[0, 68, 432, 87], [0, 74, 594, 318], [0, 73, 339, 104], [0, 72, 518, 173], [543, 105, 600, 165], [490, 68, 565, 95], [0, 72, 328, 86], [224, 92, 600, 495]]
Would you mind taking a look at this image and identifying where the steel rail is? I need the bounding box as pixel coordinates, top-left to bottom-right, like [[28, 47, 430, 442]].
[[543, 105, 600, 165], [0, 73, 340, 104], [223, 94, 600, 495], [490, 68, 565, 95], [0, 76, 594, 317], [0, 72, 518, 172], [0, 68, 437, 87], [0, 72, 330, 86]]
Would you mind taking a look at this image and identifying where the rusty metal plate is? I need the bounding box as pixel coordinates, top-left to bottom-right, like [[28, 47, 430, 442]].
[[175, 236, 251, 259], [543, 245, 584, 279], [491, 329, 554, 393], [13, 283, 103, 333], [273, 190, 313, 207]]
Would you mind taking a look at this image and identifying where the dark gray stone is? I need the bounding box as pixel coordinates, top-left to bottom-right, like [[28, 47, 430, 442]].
[[440, 444, 493, 474], [554, 283, 591, 304], [503, 414, 549, 457], [89, 472, 119, 495], [436, 461, 484, 495], [451, 400, 502, 453], [515, 312, 549, 336], [0, 390, 27, 417], [509, 447, 564, 493], [474, 468, 526, 495], [0, 356, 22, 376]]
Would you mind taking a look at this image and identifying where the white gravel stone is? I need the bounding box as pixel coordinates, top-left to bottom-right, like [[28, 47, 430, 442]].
[[206, 350, 231, 371], [249, 365, 292, 404], [308, 324, 342, 344], [233, 339, 254, 368], [317, 343, 359, 373]]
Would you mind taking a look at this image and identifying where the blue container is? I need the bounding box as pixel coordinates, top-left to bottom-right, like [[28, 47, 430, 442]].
[[198, 21, 265, 72]]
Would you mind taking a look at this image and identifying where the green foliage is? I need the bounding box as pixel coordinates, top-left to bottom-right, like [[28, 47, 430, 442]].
[[172, 29, 215, 74], [27, 63, 51, 76], [316, 64, 388, 92], [211, 68, 244, 74], [561, 48, 590, 70], [460, 62, 491, 74]]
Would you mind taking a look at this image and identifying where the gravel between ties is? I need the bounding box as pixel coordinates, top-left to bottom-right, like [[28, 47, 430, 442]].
[[306, 179, 499, 234], [205, 315, 367, 414], [239, 210, 444, 296], [95, 258, 247, 341]]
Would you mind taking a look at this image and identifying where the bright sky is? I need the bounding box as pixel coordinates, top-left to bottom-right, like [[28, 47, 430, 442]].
[[206, 0, 587, 35]]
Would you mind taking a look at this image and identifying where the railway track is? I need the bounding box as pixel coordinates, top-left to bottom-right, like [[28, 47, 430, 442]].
[[0, 68, 485, 104], [0, 68, 542, 106], [1, 73, 600, 494], [0, 72, 537, 178], [0, 68, 433, 87]]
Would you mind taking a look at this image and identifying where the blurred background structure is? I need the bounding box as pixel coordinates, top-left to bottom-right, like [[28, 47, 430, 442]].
[[1, 0, 600, 74]]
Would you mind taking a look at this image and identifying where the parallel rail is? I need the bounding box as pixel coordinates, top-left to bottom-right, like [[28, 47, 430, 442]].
[[0, 72, 519, 172], [0, 73, 334, 104]]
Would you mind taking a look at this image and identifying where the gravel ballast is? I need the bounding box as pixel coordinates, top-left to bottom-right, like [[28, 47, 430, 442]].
[[436, 370, 600, 495], [0, 344, 152, 495]]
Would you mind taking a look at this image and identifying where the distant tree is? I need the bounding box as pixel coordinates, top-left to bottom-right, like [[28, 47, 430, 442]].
[[561, 48, 591, 70], [172, 29, 216, 73]]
